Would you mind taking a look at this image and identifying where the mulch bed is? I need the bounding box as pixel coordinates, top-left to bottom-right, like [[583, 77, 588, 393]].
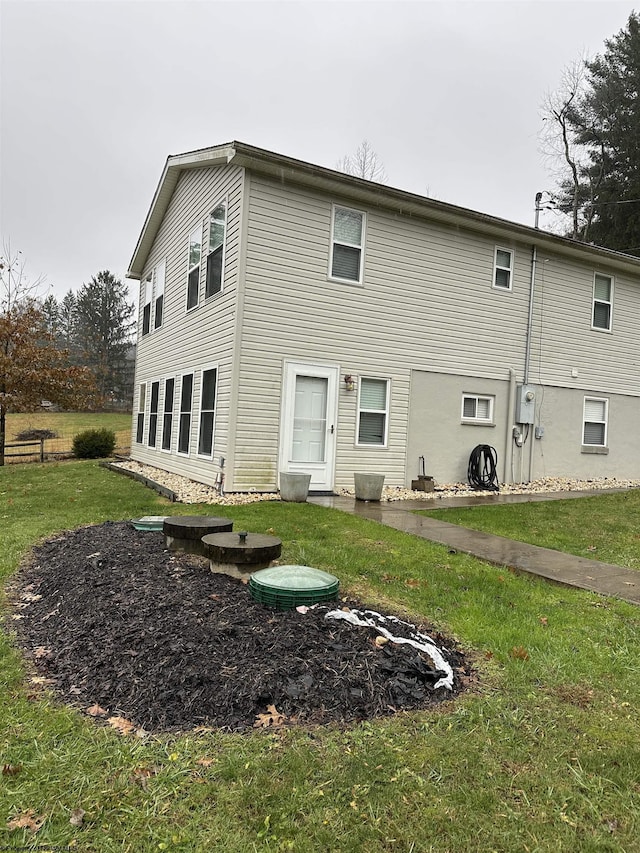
[[7, 522, 470, 734]]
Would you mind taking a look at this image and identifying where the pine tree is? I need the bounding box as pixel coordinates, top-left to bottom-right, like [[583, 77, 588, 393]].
[[555, 13, 640, 253]]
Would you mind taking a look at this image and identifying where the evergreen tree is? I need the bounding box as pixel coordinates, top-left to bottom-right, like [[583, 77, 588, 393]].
[[74, 271, 135, 406], [554, 13, 640, 253]]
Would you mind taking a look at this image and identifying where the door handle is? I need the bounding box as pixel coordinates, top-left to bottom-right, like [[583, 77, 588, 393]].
[[330, 425, 334, 434]]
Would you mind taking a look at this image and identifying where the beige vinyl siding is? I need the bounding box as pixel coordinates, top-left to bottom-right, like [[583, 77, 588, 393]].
[[528, 256, 640, 395], [231, 175, 533, 489], [131, 165, 243, 486]]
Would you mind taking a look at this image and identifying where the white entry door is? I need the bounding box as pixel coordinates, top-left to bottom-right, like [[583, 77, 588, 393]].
[[280, 362, 338, 491]]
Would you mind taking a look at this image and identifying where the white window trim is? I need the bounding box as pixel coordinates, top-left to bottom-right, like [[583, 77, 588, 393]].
[[591, 272, 613, 332], [135, 382, 147, 444], [154, 260, 166, 330], [196, 364, 218, 459], [177, 372, 194, 456], [147, 379, 160, 449], [493, 247, 513, 291], [141, 274, 152, 337], [461, 394, 495, 424], [161, 376, 175, 454], [186, 224, 202, 312], [583, 396, 608, 447], [205, 198, 227, 300], [328, 204, 366, 285], [356, 376, 389, 447]]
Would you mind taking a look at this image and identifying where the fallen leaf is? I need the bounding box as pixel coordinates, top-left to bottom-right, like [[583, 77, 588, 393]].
[[107, 716, 135, 735], [2, 764, 22, 776], [539, 616, 548, 626], [374, 636, 389, 646], [196, 757, 216, 767], [510, 646, 530, 661], [130, 765, 159, 790], [69, 807, 85, 827], [484, 650, 494, 659], [254, 704, 286, 728], [33, 646, 52, 659], [86, 704, 108, 717], [405, 578, 421, 588], [7, 809, 45, 833]]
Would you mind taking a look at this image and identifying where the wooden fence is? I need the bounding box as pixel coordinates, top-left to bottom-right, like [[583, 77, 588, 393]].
[[5, 440, 46, 462]]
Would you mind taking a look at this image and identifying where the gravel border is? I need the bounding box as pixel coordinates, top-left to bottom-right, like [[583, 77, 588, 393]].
[[110, 461, 640, 506]]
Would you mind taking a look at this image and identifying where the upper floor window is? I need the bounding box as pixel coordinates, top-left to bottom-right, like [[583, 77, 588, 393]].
[[592, 273, 613, 331], [330, 206, 365, 283], [493, 248, 513, 290], [357, 377, 388, 446], [141, 274, 152, 336], [205, 203, 226, 298], [462, 394, 494, 423], [154, 260, 165, 329], [583, 397, 608, 447], [187, 226, 202, 310]]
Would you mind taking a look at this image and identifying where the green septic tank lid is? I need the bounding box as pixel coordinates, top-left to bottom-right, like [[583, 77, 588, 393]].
[[131, 516, 167, 532], [249, 565, 340, 610]]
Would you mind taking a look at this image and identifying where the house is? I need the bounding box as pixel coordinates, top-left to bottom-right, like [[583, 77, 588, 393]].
[[127, 141, 640, 493]]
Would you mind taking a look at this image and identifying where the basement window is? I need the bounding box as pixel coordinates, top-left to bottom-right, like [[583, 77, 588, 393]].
[[462, 394, 494, 423], [583, 397, 608, 448]]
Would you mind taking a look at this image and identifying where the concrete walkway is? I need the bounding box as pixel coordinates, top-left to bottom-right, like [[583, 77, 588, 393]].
[[308, 492, 640, 606]]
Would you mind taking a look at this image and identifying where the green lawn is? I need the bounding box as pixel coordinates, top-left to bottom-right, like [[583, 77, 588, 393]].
[[1, 462, 639, 851], [422, 489, 640, 570]]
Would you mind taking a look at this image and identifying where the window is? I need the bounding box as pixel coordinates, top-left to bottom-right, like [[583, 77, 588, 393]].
[[162, 377, 174, 451], [493, 248, 513, 290], [141, 274, 152, 336], [462, 394, 494, 422], [330, 206, 364, 283], [148, 381, 159, 447], [357, 378, 388, 445], [136, 383, 146, 443], [205, 203, 226, 298], [592, 273, 613, 331], [154, 260, 165, 329], [198, 368, 217, 456], [178, 373, 193, 454], [186, 226, 202, 310], [583, 397, 608, 446]]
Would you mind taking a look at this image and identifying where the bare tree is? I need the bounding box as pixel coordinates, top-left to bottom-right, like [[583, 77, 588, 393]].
[[336, 139, 387, 183], [539, 58, 605, 239]]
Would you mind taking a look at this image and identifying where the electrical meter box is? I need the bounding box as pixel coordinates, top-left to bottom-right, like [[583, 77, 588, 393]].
[[515, 384, 536, 424]]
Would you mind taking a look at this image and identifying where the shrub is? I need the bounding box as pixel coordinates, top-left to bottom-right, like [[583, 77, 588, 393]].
[[72, 428, 117, 459], [14, 428, 59, 441]]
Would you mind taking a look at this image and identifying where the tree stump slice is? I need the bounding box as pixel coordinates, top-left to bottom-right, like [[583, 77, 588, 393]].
[[164, 516, 233, 556]]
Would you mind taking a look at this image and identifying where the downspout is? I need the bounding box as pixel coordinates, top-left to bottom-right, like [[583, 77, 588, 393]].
[[505, 368, 517, 485], [524, 245, 537, 483]]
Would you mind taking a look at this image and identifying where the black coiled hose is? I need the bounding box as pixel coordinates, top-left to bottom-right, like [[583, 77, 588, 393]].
[[467, 445, 499, 491]]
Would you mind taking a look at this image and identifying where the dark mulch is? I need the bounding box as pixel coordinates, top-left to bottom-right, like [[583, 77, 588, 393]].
[[8, 522, 470, 733]]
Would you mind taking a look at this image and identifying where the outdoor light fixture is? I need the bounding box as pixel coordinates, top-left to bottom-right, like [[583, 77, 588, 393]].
[[344, 374, 355, 392]]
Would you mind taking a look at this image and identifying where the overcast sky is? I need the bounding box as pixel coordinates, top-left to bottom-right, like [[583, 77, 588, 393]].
[[0, 0, 635, 301]]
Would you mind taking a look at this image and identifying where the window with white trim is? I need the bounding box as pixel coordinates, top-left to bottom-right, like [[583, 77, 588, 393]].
[[592, 273, 613, 331], [493, 248, 513, 290], [135, 383, 146, 443], [357, 378, 388, 446], [162, 377, 174, 451], [154, 260, 165, 329], [141, 274, 152, 336], [205, 203, 226, 298], [198, 368, 217, 456], [583, 397, 608, 446], [148, 381, 159, 447], [330, 206, 365, 283], [177, 373, 193, 454], [186, 226, 202, 310], [462, 394, 494, 423]]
